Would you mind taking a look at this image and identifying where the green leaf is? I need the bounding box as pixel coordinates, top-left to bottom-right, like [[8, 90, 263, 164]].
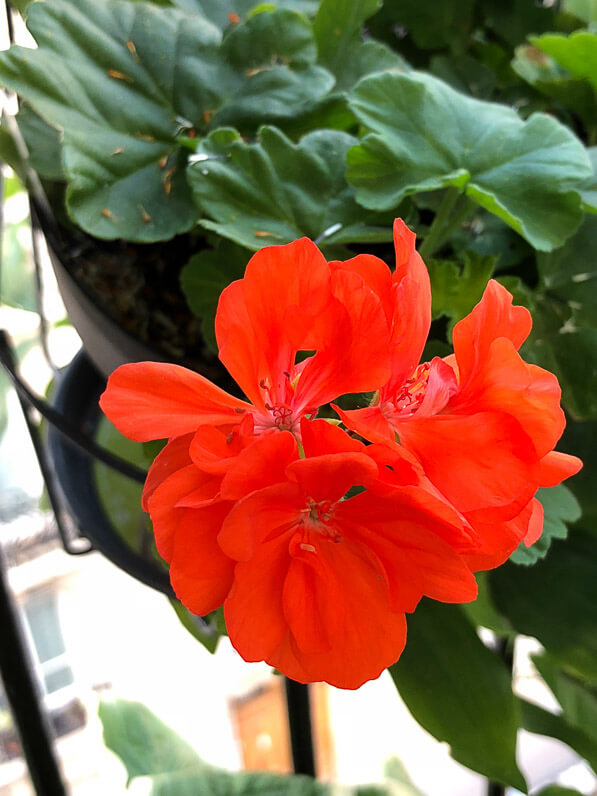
[[311, 0, 406, 92], [149, 767, 330, 796], [16, 104, 64, 181], [430, 54, 496, 99], [509, 485, 581, 565], [461, 572, 513, 636], [171, 0, 319, 30], [377, 0, 476, 51], [511, 45, 597, 131], [519, 698, 597, 774], [484, 0, 557, 49], [534, 788, 585, 796], [579, 147, 597, 212], [564, 0, 597, 24], [214, 9, 335, 128], [99, 698, 204, 784], [170, 600, 221, 654], [313, 0, 381, 71], [347, 71, 591, 251], [531, 32, 597, 94], [180, 241, 248, 352], [188, 126, 393, 250], [428, 251, 496, 330], [389, 600, 526, 791], [490, 531, 597, 684], [533, 652, 597, 744], [0, 0, 332, 242], [560, 417, 597, 530]]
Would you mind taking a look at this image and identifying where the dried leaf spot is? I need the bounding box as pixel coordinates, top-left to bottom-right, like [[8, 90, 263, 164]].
[[110, 147, 124, 155], [135, 133, 155, 142], [138, 205, 152, 223], [159, 155, 168, 169], [202, 109, 215, 126], [107, 69, 133, 82], [227, 12, 240, 23], [254, 230, 283, 239], [126, 40, 139, 59], [101, 208, 115, 220]]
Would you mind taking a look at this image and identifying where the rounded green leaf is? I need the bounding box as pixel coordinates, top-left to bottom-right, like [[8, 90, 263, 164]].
[[0, 0, 333, 241], [188, 126, 393, 249], [347, 71, 591, 251]]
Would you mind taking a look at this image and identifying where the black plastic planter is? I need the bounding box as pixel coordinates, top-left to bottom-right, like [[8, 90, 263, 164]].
[[47, 349, 173, 596]]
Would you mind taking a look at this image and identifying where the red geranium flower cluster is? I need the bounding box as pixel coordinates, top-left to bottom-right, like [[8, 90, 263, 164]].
[[100, 220, 581, 689]]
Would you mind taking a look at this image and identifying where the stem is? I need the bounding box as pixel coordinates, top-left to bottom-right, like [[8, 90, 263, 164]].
[[419, 189, 475, 260]]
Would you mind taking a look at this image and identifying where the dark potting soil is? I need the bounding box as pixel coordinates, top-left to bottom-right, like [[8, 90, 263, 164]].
[[45, 218, 216, 369]]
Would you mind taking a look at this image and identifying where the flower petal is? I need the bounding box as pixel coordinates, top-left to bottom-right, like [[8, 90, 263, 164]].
[[538, 451, 583, 487], [286, 452, 378, 504], [224, 531, 294, 661], [452, 337, 565, 458], [271, 533, 407, 689], [142, 433, 193, 512], [294, 268, 391, 410], [100, 362, 250, 442], [220, 431, 299, 500], [397, 411, 539, 521], [148, 464, 219, 561], [170, 502, 235, 615], [385, 219, 432, 396], [216, 238, 332, 408], [337, 491, 478, 611], [218, 483, 303, 562], [452, 280, 532, 388]]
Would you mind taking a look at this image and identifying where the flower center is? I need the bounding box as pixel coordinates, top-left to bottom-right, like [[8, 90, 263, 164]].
[[393, 362, 430, 415], [302, 498, 341, 542]]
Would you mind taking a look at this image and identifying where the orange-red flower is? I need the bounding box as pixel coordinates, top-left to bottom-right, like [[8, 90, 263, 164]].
[[334, 221, 582, 569], [99, 218, 582, 689], [218, 419, 477, 689]]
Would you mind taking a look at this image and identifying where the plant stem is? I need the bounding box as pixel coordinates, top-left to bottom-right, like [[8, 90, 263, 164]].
[[419, 188, 475, 260]]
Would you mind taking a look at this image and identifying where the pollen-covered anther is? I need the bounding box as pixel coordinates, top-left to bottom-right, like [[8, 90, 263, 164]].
[[394, 362, 431, 414]]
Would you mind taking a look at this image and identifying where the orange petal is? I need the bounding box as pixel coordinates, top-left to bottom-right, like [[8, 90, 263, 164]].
[[169, 502, 235, 615], [385, 219, 432, 396], [523, 498, 544, 547], [452, 337, 565, 458], [216, 239, 332, 408], [294, 268, 391, 409], [220, 431, 299, 500], [300, 417, 365, 458], [218, 483, 302, 562], [286, 452, 378, 504], [224, 531, 294, 661], [538, 451, 583, 487], [270, 534, 407, 689], [337, 491, 478, 611], [397, 411, 539, 520], [148, 464, 219, 561], [329, 253, 394, 324], [463, 498, 541, 571], [333, 404, 396, 445], [142, 433, 193, 512], [452, 280, 532, 388], [100, 362, 251, 442]]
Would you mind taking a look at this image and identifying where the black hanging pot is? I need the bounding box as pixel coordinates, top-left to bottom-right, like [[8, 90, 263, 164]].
[[47, 348, 173, 595]]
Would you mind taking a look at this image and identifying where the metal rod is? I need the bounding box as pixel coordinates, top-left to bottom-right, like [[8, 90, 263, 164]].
[[486, 636, 515, 796], [0, 546, 67, 795], [284, 678, 316, 777], [0, 331, 147, 484]]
